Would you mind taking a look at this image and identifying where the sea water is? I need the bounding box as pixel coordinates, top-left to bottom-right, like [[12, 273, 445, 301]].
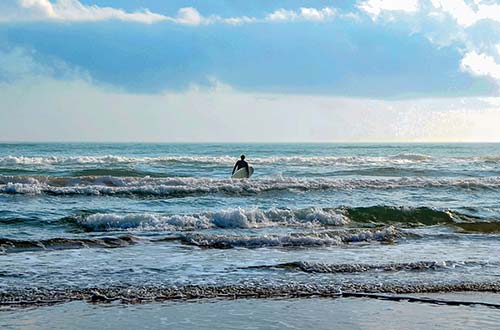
[[1, 143, 500, 327]]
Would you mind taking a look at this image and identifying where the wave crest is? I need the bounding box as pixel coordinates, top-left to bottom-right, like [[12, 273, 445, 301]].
[[27, 205, 495, 233], [75, 208, 349, 231], [2, 153, 499, 167], [0, 154, 432, 166], [69, 205, 489, 232], [2, 175, 500, 197], [181, 227, 400, 249]]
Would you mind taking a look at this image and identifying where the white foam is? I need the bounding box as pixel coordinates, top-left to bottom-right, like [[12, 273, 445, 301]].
[[0, 155, 134, 165], [76, 207, 350, 232], [2, 182, 43, 194], [184, 226, 399, 248], [390, 153, 432, 161], [185, 233, 343, 248], [345, 226, 399, 242], [3, 153, 500, 168], [2, 175, 499, 196], [78, 213, 212, 231], [0, 153, 461, 167], [269, 260, 478, 273]]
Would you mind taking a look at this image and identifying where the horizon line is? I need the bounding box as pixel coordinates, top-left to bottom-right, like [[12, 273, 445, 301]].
[[1, 140, 500, 144]]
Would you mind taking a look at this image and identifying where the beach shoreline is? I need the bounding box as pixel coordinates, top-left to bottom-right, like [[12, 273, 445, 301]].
[[2, 293, 499, 330]]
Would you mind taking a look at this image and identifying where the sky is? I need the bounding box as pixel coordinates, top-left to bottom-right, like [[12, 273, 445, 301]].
[[1, 0, 500, 142]]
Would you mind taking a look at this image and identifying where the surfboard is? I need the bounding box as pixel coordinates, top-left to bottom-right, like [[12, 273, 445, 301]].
[[231, 166, 254, 179]]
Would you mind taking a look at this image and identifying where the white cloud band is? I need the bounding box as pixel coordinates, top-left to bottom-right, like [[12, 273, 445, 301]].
[[1, 0, 336, 25], [358, 0, 419, 18]]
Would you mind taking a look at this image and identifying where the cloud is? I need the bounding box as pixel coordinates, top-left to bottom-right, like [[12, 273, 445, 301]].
[[16, 0, 167, 24], [430, 0, 500, 27], [1, 47, 500, 142], [2, 0, 499, 29], [20, 0, 56, 18], [2, 1, 499, 96], [265, 7, 336, 22], [0, 1, 336, 25], [356, 0, 500, 85], [359, 0, 500, 27], [220, 16, 256, 25], [0, 46, 88, 82], [172, 7, 203, 26], [3, 75, 500, 142], [461, 48, 500, 80], [358, 0, 419, 18], [0, 47, 46, 80]]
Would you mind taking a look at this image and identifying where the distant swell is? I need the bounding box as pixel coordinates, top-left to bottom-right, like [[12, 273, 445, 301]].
[[248, 260, 483, 273], [2, 175, 500, 197]]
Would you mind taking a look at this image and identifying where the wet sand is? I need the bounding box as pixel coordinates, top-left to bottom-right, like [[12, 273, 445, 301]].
[[1, 294, 499, 330]]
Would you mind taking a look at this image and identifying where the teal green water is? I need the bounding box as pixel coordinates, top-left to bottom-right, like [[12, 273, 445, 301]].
[[1, 143, 500, 295]]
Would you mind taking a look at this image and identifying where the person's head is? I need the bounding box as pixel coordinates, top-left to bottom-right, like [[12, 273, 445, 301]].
[[240, 155, 245, 160]]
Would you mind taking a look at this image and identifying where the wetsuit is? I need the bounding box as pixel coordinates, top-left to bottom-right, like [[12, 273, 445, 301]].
[[232, 159, 249, 177]]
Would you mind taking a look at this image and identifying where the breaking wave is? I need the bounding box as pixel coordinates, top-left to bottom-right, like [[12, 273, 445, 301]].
[[180, 226, 401, 249], [1, 154, 499, 167], [2, 175, 500, 196], [0, 154, 432, 166], [71, 206, 486, 232], [3, 206, 495, 233], [74, 208, 349, 232]]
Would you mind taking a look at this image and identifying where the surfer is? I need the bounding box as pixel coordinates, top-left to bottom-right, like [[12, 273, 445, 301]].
[[232, 155, 250, 178]]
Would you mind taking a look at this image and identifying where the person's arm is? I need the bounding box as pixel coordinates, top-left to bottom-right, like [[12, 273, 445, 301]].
[[245, 163, 250, 178], [232, 162, 238, 175]]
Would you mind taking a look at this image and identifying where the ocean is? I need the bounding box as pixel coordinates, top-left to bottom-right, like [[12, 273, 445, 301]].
[[1, 143, 500, 328]]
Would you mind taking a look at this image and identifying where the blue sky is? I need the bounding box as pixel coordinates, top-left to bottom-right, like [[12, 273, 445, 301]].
[[1, 0, 500, 141]]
